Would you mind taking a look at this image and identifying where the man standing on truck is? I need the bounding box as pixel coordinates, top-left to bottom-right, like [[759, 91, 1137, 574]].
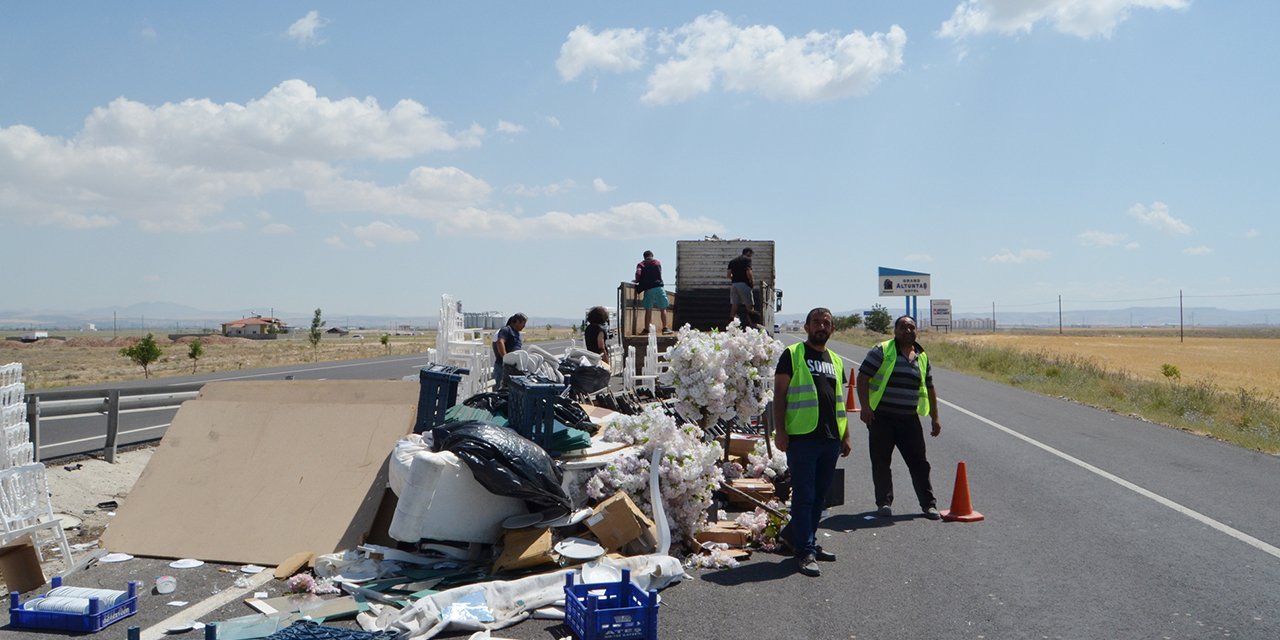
[[727, 247, 755, 328], [633, 250, 671, 334]]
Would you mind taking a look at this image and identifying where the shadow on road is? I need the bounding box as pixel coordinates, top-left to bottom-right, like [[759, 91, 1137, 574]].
[[698, 557, 797, 585], [822, 510, 902, 532]]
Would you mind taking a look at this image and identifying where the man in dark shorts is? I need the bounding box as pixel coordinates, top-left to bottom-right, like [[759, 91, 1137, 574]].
[[727, 247, 755, 327]]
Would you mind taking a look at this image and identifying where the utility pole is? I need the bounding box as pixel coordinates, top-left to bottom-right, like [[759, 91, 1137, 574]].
[[991, 302, 996, 333], [1179, 289, 1184, 343], [1058, 295, 1063, 334]]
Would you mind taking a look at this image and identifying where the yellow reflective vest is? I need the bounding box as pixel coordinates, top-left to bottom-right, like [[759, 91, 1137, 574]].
[[783, 342, 847, 438], [866, 339, 930, 416]]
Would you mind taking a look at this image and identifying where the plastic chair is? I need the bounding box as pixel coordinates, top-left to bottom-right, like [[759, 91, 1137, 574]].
[[0, 463, 73, 564]]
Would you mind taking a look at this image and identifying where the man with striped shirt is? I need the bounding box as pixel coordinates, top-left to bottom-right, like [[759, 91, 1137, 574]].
[[856, 314, 942, 520]]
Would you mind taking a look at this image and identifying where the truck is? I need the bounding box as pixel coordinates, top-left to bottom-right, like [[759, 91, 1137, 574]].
[[616, 238, 780, 372]]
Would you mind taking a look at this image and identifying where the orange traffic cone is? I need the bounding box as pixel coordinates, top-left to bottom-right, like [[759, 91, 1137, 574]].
[[845, 376, 860, 412], [941, 461, 984, 522]]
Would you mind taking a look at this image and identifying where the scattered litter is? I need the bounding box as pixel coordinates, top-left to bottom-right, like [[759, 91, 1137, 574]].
[[100, 552, 133, 563], [167, 601, 189, 607], [241, 564, 267, 574], [165, 621, 204, 633], [254, 591, 269, 599], [96, 500, 119, 509], [439, 591, 495, 624], [531, 606, 565, 620], [70, 542, 100, 551], [553, 537, 605, 561], [64, 464, 83, 471], [170, 558, 205, 569]]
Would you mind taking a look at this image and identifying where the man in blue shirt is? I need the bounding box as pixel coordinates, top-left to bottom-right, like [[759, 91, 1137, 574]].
[[492, 313, 527, 390]]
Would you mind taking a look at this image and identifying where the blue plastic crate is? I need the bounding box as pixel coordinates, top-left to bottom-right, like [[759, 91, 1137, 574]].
[[8, 576, 139, 633], [564, 569, 658, 640], [416, 363, 469, 433], [506, 375, 565, 450]]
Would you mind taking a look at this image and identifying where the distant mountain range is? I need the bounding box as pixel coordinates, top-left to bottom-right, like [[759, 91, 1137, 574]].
[[3, 302, 1278, 331]]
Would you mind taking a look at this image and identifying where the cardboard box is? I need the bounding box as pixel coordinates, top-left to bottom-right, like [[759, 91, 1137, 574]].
[[693, 521, 750, 547], [492, 527, 555, 574], [725, 478, 775, 505], [727, 433, 762, 457], [585, 492, 658, 553], [0, 536, 46, 593]]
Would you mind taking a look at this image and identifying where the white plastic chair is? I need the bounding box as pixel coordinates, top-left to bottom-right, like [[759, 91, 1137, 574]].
[[0, 463, 73, 564]]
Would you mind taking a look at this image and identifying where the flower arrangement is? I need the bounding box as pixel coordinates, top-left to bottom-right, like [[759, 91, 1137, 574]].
[[745, 438, 787, 480], [659, 320, 784, 425], [579, 405, 724, 543], [733, 501, 789, 552], [686, 543, 741, 570]]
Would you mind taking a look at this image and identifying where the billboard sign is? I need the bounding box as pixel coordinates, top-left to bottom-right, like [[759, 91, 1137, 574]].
[[930, 299, 952, 328], [878, 267, 931, 297]]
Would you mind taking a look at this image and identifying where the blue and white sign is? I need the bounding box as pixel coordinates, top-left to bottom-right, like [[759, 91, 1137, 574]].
[[878, 267, 931, 297]]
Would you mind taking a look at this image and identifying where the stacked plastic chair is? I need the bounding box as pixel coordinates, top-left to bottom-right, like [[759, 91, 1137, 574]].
[[435, 295, 493, 397], [1, 363, 33, 469]]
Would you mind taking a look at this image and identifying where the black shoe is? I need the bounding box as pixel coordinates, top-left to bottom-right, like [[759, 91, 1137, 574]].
[[797, 554, 821, 577], [814, 546, 836, 562], [923, 507, 941, 520], [876, 504, 893, 517]]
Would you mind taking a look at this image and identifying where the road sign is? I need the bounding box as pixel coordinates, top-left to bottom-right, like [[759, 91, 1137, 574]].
[[931, 299, 952, 328]]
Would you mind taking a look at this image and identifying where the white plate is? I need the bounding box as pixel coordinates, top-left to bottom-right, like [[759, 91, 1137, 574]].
[[169, 558, 204, 569], [554, 537, 605, 561], [501, 513, 543, 529], [580, 562, 621, 584], [166, 621, 205, 634], [239, 564, 266, 574], [100, 552, 134, 563]]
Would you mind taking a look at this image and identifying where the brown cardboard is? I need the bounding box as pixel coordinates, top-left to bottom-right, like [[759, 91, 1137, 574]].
[[491, 527, 555, 574], [0, 536, 45, 593], [100, 380, 417, 565], [693, 521, 750, 547], [585, 492, 658, 553], [726, 478, 775, 505], [727, 433, 761, 457]]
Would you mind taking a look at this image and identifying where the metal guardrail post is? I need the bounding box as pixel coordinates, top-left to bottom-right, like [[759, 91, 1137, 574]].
[[104, 389, 121, 463], [26, 394, 40, 462]]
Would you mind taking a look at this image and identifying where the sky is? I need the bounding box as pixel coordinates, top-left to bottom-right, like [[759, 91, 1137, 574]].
[[2, 1, 1277, 323]]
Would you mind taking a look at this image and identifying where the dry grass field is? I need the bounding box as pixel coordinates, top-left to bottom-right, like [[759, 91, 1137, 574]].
[[930, 329, 1280, 401], [1, 327, 578, 390]]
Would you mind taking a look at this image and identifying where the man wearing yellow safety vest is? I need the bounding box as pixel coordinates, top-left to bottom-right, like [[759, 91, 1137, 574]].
[[773, 307, 853, 577], [855, 314, 942, 520]]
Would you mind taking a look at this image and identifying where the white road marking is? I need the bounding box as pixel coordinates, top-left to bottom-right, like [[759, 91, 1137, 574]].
[[40, 423, 170, 450], [942, 398, 1280, 561]]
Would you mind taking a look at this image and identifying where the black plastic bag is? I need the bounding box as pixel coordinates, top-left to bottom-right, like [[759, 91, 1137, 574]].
[[432, 420, 571, 513]]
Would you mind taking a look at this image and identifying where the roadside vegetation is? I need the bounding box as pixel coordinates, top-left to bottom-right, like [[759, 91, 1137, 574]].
[[837, 327, 1280, 455]]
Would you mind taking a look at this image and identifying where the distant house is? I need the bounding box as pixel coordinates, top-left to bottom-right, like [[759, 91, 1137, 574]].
[[326, 327, 350, 336], [221, 316, 288, 338]]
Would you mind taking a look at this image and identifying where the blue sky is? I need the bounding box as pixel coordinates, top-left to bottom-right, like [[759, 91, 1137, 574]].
[[3, 1, 1276, 322]]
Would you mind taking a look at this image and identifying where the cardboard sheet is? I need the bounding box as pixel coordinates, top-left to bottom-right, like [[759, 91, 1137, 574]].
[[100, 380, 417, 565]]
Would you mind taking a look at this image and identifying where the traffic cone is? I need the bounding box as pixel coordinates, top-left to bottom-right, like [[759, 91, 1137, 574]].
[[845, 377, 860, 412], [941, 461, 984, 522]]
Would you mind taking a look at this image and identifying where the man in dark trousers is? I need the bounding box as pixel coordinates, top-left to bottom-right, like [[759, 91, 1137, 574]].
[[773, 307, 852, 577], [727, 247, 755, 327], [492, 313, 527, 390], [856, 314, 942, 520]]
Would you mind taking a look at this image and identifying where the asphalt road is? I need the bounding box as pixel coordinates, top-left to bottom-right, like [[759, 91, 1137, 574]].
[[9, 336, 1279, 638]]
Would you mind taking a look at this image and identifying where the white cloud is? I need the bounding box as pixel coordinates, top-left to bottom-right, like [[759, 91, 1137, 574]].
[[352, 221, 418, 247], [1125, 241, 1141, 250], [0, 80, 485, 231], [496, 120, 525, 135], [141, 25, 157, 40], [261, 223, 293, 235], [1128, 201, 1191, 234], [904, 253, 933, 262], [1182, 245, 1212, 256], [545, 116, 562, 128], [1078, 230, 1126, 247], [505, 180, 577, 198], [593, 178, 616, 193], [987, 248, 1050, 263], [557, 25, 650, 81], [286, 11, 328, 47], [558, 13, 906, 104], [1245, 228, 1259, 239], [323, 235, 346, 249], [938, 0, 1189, 40], [642, 13, 907, 104], [437, 202, 722, 239]]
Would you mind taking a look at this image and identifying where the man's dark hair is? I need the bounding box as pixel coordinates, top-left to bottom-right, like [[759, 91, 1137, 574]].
[[643, 250, 654, 259], [894, 314, 916, 329], [742, 247, 753, 256], [806, 307, 832, 324], [507, 313, 528, 326], [586, 306, 609, 325]]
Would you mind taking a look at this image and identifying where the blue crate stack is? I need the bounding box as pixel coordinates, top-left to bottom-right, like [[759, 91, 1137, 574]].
[[416, 364, 469, 433], [564, 569, 659, 640], [506, 375, 564, 451]]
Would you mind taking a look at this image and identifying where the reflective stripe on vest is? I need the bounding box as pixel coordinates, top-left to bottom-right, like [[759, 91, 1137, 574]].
[[783, 342, 847, 438], [866, 339, 930, 416]]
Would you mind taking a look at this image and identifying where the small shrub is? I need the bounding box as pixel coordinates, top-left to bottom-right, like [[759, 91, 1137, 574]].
[[1160, 363, 1181, 380]]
